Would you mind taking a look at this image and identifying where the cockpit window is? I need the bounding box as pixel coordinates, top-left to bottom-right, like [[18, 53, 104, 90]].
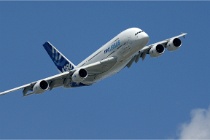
[[135, 30, 144, 36]]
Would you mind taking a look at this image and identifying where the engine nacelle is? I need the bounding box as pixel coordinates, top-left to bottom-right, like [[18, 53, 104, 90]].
[[166, 38, 182, 51], [72, 68, 88, 83], [149, 44, 165, 57], [33, 80, 49, 94]]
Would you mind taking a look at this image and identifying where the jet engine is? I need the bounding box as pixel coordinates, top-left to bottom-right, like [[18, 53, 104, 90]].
[[149, 44, 165, 57], [33, 80, 49, 94], [72, 68, 88, 83], [166, 38, 182, 51]]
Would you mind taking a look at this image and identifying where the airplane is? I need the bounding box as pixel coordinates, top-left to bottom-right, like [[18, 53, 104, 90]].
[[0, 27, 187, 96]]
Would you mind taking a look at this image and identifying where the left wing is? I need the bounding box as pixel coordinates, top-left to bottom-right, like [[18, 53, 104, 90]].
[[0, 71, 73, 96], [81, 56, 117, 75], [0, 57, 118, 96], [126, 33, 187, 68]]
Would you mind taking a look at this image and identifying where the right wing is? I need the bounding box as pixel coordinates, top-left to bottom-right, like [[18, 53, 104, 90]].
[[126, 33, 187, 68]]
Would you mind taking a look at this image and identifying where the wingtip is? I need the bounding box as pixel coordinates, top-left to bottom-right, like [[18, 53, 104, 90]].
[[0, 91, 9, 96], [181, 32, 187, 38]]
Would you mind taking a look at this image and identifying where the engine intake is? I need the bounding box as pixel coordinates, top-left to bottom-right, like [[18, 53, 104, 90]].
[[72, 68, 88, 83], [166, 38, 182, 51], [33, 80, 49, 94], [79, 69, 87, 78], [149, 44, 165, 57]]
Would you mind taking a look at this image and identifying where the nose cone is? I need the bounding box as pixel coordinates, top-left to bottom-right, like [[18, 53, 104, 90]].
[[142, 32, 149, 46]]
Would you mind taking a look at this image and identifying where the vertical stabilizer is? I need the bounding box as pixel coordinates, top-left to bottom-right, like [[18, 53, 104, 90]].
[[43, 42, 75, 73]]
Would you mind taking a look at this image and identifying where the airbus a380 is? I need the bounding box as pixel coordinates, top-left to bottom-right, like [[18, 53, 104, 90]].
[[0, 27, 187, 96]]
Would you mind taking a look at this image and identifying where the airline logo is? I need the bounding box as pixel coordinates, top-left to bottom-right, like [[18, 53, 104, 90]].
[[43, 42, 74, 72], [104, 40, 120, 54], [62, 63, 74, 72]]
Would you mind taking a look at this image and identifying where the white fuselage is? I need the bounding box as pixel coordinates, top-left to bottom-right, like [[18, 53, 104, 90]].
[[76, 28, 149, 85], [0, 27, 186, 96], [0, 27, 187, 96]]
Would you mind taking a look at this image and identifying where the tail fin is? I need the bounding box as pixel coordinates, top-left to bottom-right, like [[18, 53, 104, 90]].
[[43, 41, 75, 73]]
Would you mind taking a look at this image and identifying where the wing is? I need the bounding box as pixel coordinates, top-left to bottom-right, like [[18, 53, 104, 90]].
[[126, 33, 187, 68], [0, 71, 73, 96], [0, 57, 117, 96], [71, 57, 118, 83], [81, 56, 117, 75]]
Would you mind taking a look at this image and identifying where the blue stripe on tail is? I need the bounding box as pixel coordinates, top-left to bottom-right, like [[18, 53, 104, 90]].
[[43, 42, 75, 73]]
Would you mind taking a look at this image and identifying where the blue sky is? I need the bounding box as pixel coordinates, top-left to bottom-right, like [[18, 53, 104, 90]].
[[0, 1, 210, 139]]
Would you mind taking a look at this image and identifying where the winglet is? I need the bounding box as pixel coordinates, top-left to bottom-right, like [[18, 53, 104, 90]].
[[43, 42, 76, 73], [181, 32, 187, 38]]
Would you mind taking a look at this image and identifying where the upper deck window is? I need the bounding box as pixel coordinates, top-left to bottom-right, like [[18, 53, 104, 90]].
[[135, 30, 144, 36]]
